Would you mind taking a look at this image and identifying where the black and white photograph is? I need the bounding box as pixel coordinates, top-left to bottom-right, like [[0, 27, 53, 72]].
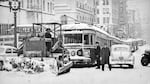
[[0, 0, 150, 84]]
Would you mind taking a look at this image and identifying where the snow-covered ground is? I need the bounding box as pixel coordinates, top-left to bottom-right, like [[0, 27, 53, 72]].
[[0, 44, 150, 84]]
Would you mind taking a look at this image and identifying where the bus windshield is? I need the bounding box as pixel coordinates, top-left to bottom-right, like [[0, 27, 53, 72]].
[[64, 34, 82, 44]]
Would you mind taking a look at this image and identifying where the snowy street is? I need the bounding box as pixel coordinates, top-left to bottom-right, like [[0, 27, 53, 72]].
[[0, 45, 150, 84]]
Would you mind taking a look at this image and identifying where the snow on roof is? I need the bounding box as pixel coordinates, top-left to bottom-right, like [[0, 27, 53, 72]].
[[62, 23, 122, 42], [111, 44, 130, 48], [0, 45, 17, 49], [10, 24, 36, 29], [122, 38, 143, 42], [62, 23, 109, 35]]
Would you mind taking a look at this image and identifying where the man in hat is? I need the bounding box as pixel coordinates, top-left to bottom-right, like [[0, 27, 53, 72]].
[[101, 43, 111, 71], [45, 28, 52, 56], [95, 42, 101, 69]]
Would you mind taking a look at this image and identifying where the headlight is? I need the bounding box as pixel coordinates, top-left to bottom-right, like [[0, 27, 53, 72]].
[[77, 49, 83, 56], [71, 51, 75, 56], [84, 50, 90, 57]]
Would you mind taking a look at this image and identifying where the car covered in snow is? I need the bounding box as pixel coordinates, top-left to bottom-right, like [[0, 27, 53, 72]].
[[109, 44, 135, 68], [0, 45, 18, 70]]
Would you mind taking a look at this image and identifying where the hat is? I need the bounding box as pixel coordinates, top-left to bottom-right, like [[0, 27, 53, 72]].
[[46, 28, 51, 31], [96, 42, 99, 44]]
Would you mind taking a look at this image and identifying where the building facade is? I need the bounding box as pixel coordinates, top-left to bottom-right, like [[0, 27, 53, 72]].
[[127, 9, 141, 39], [127, 9, 135, 38], [117, 0, 128, 38], [0, 0, 55, 35], [54, 0, 97, 25], [96, 0, 120, 36]]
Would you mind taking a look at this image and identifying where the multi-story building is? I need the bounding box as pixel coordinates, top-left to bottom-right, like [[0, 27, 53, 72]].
[[127, 9, 135, 38], [127, 9, 141, 38], [96, 0, 120, 36], [0, 0, 55, 35], [117, 0, 128, 38], [54, 0, 96, 25]]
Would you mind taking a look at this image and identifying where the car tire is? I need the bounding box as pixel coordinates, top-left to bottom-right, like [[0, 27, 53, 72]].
[[129, 65, 134, 68], [141, 57, 149, 66], [0, 61, 3, 70]]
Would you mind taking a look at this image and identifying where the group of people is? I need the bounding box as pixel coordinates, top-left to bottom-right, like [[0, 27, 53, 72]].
[[95, 42, 111, 71]]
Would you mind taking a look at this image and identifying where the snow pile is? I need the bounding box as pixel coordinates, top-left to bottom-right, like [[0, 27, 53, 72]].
[[2, 57, 58, 74]]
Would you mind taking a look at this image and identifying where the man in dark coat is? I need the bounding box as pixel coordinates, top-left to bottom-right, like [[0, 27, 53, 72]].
[[95, 42, 101, 69], [101, 43, 111, 71], [45, 28, 52, 54]]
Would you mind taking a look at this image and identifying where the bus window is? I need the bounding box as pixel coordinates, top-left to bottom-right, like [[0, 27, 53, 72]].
[[84, 34, 89, 45], [90, 35, 93, 45], [64, 34, 82, 44]]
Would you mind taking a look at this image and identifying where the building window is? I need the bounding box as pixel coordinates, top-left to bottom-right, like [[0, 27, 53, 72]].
[[77, 15, 78, 20], [96, 0, 99, 6], [103, 0, 105, 5], [103, 8, 105, 14], [107, 17, 109, 23], [103, 17, 109, 24], [27, 0, 29, 8], [120, 7, 123, 13], [103, 0, 109, 5], [76, 1, 78, 8], [21, 0, 23, 8], [52, 2, 54, 13], [97, 9, 99, 14], [47, 2, 49, 12], [103, 8, 109, 14], [103, 17, 106, 24], [97, 17, 100, 24], [79, 3, 82, 8], [37, 0, 39, 9], [50, 2, 52, 13], [106, 8, 109, 14], [43, 0, 45, 11], [106, 0, 109, 5], [30, 0, 33, 9], [0, 24, 11, 35]]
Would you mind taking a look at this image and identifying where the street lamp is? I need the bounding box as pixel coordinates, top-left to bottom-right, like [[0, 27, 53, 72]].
[[9, 0, 20, 48]]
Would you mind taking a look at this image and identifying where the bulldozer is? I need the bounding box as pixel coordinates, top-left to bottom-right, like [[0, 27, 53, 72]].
[[18, 22, 72, 75]]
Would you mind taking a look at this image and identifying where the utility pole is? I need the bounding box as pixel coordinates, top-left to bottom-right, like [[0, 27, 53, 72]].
[[14, 12, 17, 47], [9, 0, 20, 48]]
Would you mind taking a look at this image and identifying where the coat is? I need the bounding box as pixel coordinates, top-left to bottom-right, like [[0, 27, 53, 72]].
[[101, 47, 110, 64], [95, 46, 101, 58]]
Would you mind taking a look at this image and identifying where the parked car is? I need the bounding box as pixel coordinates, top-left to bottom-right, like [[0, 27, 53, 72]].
[[141, 50, 150, 66], [109, 44, 135, 68], [0, 45, 18, 70]]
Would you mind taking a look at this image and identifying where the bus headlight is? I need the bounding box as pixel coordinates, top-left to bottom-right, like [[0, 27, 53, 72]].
[[84, 50, 90, 57], [77, 49, 83, 56], [71, 51, 75, 56]]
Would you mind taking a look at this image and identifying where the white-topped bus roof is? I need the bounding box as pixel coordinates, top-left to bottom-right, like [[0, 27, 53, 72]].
[[62, 23, 109, 35], [62, 23, 122, 42]]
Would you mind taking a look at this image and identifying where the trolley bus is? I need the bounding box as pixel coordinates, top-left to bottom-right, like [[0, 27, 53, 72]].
[[58, 23, 123, 65]]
